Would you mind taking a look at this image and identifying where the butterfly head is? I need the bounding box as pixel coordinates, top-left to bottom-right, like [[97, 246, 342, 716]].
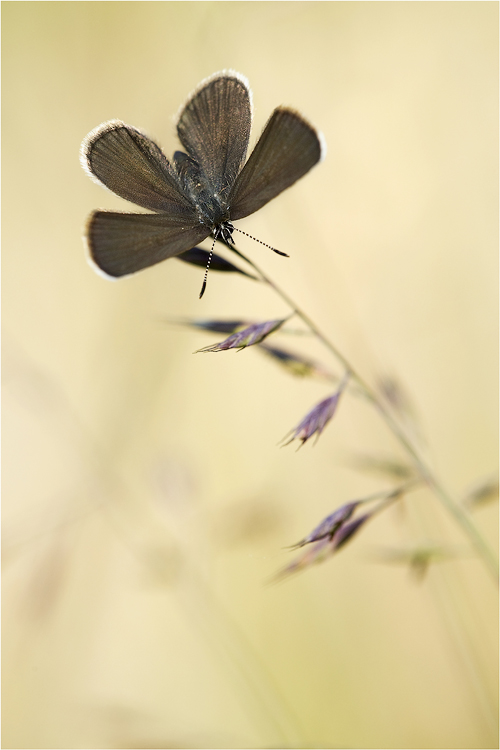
[[212, 221, 235, 246]]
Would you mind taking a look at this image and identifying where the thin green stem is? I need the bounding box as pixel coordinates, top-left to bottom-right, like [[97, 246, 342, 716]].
[[230, 244, 499, 582]]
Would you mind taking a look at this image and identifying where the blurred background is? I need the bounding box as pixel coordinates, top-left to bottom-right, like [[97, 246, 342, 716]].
[[2, 2, 498, 748]]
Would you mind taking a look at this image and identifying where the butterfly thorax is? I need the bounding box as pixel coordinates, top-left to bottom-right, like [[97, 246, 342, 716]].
[[173, 150, 230, 230]]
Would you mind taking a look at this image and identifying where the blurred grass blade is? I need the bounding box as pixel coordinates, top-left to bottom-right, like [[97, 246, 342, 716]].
[[257, 343, 336, 380], [348, 453, 415, 480], [463, 477, 499, 509], [369, 544, 471, 581]]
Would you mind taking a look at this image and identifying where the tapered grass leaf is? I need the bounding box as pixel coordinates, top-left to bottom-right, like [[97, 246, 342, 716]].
[[177, 246, 258, 279], [172, 318, 249, 335]]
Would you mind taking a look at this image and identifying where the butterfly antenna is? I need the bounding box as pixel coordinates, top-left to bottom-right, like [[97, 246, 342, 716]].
[[199, 236, 217, 299], [232, 227, 289, 257]]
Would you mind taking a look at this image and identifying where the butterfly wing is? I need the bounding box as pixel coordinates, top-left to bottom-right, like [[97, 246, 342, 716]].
[[176, 72, 252, 199], [81, 121, 195, 214], [86, 211, 210, 278], [228, 107, 324, 221]]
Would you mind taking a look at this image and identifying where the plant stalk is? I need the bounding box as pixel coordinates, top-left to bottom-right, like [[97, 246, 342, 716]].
[[229, 244, 499, 582]]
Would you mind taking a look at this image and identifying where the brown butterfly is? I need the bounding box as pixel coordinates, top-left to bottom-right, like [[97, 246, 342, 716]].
[[81, 70, 325, 294]]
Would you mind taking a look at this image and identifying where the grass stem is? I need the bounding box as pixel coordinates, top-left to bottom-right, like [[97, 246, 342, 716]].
[[229, 244, 499, 582]]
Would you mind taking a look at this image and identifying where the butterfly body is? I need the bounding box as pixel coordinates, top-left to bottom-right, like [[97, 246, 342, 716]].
[[81, 71, 324, 280]]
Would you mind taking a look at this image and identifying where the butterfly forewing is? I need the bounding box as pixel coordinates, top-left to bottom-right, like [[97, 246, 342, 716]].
[[82, 121, 195, 214], [87, 211, 210, 278], [176, 73, 252, 198], [229, 108, 323, 221]]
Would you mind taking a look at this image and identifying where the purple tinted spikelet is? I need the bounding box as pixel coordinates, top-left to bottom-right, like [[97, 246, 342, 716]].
[[282, 393, 340, 447], [330, 513, 371, 551], [272, 509, 373, 582], [271, 536, 336, 582], [196, 318, 288, 353], [288, 501, 360, 549], [282, 371, 349, 447]]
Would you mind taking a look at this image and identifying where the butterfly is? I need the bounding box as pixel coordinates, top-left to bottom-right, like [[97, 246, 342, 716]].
[[80, 70, 325, 293]]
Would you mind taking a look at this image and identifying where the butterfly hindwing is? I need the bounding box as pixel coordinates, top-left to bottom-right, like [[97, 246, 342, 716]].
[[86, 211, 210, 278]]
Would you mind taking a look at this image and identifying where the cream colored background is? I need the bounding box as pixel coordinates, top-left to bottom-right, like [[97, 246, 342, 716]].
[[3, 2, 498, 748]]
